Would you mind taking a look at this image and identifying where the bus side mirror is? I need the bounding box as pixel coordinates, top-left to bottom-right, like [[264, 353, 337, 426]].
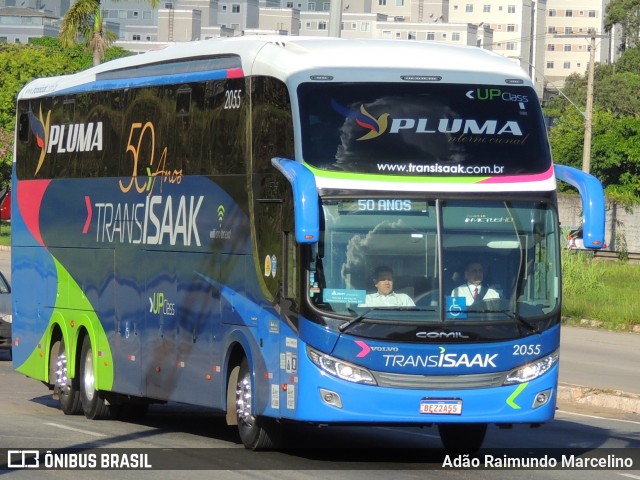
[[554, 164, 605, 249], [271, 157, 319, 244]]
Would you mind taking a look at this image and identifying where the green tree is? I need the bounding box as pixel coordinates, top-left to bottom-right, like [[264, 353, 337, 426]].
[[0, 128, 12, 191], [550, 107, 640, 197], [604, 0, 640, 50], [60, 0, 157, 66]]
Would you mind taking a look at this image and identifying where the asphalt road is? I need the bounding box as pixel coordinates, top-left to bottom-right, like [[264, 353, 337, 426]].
[[560, 326, 640, 395]]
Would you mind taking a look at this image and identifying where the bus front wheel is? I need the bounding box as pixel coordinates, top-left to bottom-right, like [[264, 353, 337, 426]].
[[234, 358, 281, 450], [79, 336, 111, 420], [438, 423, 487, 454]]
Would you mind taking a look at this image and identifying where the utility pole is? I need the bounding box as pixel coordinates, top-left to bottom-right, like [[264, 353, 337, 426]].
[[554, 33, 605, 174], [328, 0, 343, 38], [582, 34, 596, 174]]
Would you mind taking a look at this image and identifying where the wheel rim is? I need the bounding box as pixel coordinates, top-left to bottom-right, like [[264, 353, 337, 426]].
[[55, 351, 70, 391], [236, 370, 254, 428], [82, 346, 95, 402]]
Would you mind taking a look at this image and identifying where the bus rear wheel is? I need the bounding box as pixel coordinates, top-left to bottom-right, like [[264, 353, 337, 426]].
[[52, 339, 81, 415], [79, 336, 111, 420], [234, 358, 281, 450], [438, 423, 487, 454]]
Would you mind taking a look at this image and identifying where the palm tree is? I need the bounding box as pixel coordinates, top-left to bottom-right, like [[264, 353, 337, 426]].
[[60, 0, 158, 66]]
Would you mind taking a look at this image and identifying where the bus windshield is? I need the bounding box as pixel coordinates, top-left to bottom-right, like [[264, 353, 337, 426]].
[[311, 198, 560, 325], [298, 82, 551, 177]]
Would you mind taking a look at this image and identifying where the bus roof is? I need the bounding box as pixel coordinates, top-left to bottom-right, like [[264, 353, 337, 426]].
[[18, 36, 532, 100]]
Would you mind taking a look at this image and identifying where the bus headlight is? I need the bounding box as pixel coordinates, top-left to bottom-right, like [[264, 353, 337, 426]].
[[307, 346, 377, 385], [504, 350, 559, 385]]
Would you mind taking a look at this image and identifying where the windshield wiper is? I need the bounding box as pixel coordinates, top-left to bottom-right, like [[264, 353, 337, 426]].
[[339, 308, 373, 332], [472, 309, 540, 334], [338, 306, 437, 333]]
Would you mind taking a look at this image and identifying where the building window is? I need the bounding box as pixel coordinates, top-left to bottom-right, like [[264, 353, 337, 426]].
[[465, 4, 473, 13], [566, 10, 573, 17], [286, 2, 293, 6], [308, 2, 315, 10], [378, 0, 386, 5], [546, 61, 554, 69], [133, 34, 141, 40], [319, 21, 327, 29], [323, 2, 330, 10], [483, 4, 490, 13], [564, 61, 571, 69], [361, 22, 370, 31], [441, 32, 447, 39], [396, 0, 404, 5], [564, 26, 572, 34], [427, 32, 435, 40], [222, 5, 227, 11], [143, 11, 152, 19], [452, 32, 460, 41], [548, 26, 556, 33], [507, 24, 515, 32], [589, 10, 596, 18], [232, 4, 240, 12], [506, 42, 516, 51], [548, 9, 556, 16], [382, 30, 391, 38], [564, 44, 571, 52], [305, 21, 311, 28], [508, 5, 515, 13], [547, 44, 555, 51], [408, 31, 416, 39]]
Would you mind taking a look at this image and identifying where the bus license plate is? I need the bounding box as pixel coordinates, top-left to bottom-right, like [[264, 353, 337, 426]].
[[419, 399, 462, 415]]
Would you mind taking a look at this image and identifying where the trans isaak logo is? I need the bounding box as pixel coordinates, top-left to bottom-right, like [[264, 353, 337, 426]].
[[28, 106, 104, 175], [331, 99, 389, 141]]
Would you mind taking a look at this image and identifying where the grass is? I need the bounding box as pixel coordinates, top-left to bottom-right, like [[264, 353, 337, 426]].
[[561, 250, 640, 331], [0, 221, 9, 247]]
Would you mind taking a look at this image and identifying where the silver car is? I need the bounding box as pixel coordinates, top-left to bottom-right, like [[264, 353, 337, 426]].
[[0, 271, 11, 359]]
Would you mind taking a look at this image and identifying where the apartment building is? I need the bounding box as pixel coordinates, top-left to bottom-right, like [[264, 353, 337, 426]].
[[447, 0, 546, 94], [544, 0, 619, 86], [0, 6, 60, 43]]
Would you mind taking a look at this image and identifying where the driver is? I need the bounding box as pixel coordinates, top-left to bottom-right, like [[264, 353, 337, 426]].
[[451, 261, 499, 307], [362, 266, 415, 307]]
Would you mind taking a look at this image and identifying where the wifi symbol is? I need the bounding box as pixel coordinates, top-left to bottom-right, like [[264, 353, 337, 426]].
[[217, 205, 225, 224]]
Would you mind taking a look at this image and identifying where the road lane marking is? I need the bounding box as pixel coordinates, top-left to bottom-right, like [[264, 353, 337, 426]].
[[557, 410, 640, 426], [618, 474, 640, 480], [45, 422, 107, 437]]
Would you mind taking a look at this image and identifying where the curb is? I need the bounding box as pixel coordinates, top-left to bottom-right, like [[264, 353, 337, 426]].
[[558, 383, 640, 414]]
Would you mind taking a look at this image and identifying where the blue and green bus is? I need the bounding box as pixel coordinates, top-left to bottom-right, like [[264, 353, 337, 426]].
[[12, 36, 605, 451]]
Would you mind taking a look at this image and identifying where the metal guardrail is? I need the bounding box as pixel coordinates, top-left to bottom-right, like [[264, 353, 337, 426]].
[[590, 250, 640, 263]]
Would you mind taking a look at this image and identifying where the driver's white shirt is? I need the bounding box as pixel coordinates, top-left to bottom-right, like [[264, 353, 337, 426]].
[[361, 292, 415, 307], [451, 283, 499, 306]]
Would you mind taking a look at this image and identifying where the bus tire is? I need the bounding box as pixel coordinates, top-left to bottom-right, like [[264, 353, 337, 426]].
[[235, 357, 281, 450], [437, 423, 487, 454], [79, 335, 111, 420], [51, 339, 81, 415]]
